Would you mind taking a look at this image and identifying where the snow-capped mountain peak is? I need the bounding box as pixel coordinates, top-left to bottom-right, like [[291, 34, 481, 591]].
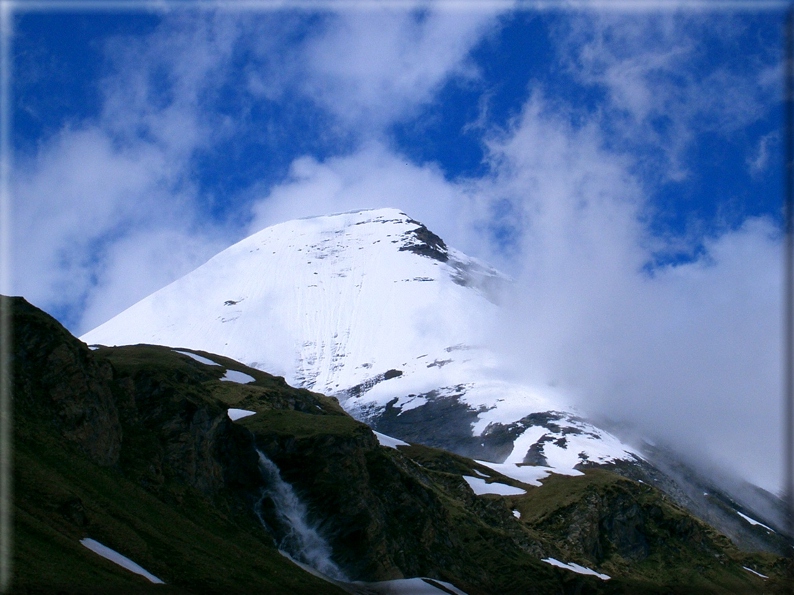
[[82, 208, 638, 477], [83, 208, 501, 393]]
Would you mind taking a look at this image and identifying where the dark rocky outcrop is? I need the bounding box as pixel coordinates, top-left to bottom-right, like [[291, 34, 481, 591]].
[[12, 297, 121, 466], [399, 220, 449, 262]]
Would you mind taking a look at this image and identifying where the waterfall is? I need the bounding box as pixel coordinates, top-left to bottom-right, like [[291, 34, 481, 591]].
[[255, 450, 347, 581]]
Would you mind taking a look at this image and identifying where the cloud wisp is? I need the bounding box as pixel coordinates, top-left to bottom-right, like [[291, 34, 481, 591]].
[[475, 94, 782, 491]]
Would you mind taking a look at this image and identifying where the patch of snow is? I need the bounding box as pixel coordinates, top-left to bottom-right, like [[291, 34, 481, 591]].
[[394, 395, 427, 413], [743, 566, 768, 579], [221, 369, 256, 384], [174, 350, 220, 366], [736, 511, 775, 532], [373, 431, 409, 449], [542, 558, 610, 580], [463, 475, 526, 496], [80, 538, 164, 584], [468, 383, 561, 436], [349, 577, 468, 594], [503, 426, 548, 464], [228, 408, 256, 421], [472, 468, 489, 478], [88, 344, 101, 351], [512, 509, 521, 519], [476, 460, 568, 487]]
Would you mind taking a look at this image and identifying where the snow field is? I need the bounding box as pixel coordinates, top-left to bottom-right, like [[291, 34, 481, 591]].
[[542, 558, 610, 580], [83, 208, 641, 481], [462, 476, 526, 496], [373, 431, 409, 449], [79, 538, 164, 584]]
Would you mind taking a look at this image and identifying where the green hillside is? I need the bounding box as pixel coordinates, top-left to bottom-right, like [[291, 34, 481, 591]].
[[6, 296, 789, 594]]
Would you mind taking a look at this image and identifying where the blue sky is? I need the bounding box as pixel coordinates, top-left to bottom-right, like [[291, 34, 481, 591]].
[[8, 3, 788, 490]]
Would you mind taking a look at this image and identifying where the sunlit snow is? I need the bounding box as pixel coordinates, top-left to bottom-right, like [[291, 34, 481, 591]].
[[542, 558, 610, 580], [82, 208, 640, 471], [174, 350, 220, 366], [221, 369, 256, 384], [373, 431, 409, 449], [80, 538, 164, 584], [228, 408, 256, 421], [463, 475, 526, 496], [736, 511, 775, 532], [743, 566, 769, 579]]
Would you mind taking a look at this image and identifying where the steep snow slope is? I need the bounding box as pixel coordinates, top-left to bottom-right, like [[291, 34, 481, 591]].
[[83, 209, 499, 392], [82, 208, 639, 473]]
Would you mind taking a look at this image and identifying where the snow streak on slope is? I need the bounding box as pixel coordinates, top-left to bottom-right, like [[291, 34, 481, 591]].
[[82, 208, 639, 473]]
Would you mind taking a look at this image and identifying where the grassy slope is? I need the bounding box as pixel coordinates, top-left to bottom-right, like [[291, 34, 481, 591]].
[[393, 442, 787, 594], [10, 329, 345, 594], [13, 420, 342, 594], [9, 301, 789, 594], [509, 469, 782, 594]]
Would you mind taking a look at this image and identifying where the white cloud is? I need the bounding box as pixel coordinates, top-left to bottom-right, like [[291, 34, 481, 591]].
[[747, 130, 779, 176], [298, 6, 501, 132], [78, 227, 227, 334], [12, 13, 247, 332], [479, 94, 782, 491], [99, 12, 243, 155], [555, 12, 779, 181], [11, 122, 228, 334]]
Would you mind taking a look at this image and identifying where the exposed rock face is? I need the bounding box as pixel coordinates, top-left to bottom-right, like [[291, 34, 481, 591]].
[[399, 220, 449, 262], [10, 296, 263, 499], [12, 296, 121, 466], [109, 354, 255, 497]]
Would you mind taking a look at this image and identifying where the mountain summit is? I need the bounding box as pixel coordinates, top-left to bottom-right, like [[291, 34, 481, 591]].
[[80, 209, 788, 555], [82, 208, 638, 480], [83, 208, 500, 394]]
